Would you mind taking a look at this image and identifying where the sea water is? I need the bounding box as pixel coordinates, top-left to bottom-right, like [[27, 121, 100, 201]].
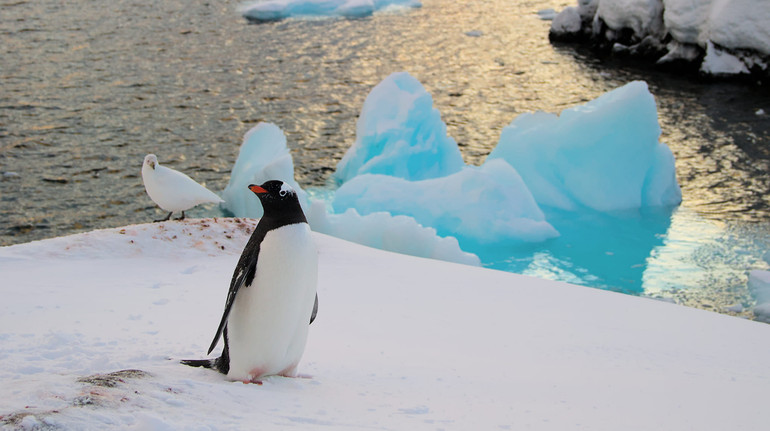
[[2, 0, 769, 315]]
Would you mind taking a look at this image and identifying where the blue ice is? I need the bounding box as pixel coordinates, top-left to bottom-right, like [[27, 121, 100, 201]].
[[239, 0, 422, 22], [224, 72, 689, 294]]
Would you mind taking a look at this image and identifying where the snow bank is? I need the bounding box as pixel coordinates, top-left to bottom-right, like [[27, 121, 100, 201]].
[[487, 80, 682, 212], [239, 0, 422, 22], [1, 220, 770, 429], [333, 160, 559, 245], [333, 72, 464, 184], [551, 0, 770, 77], [222, 122, 309, 218]]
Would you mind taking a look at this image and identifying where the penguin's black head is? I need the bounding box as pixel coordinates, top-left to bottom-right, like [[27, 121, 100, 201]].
[[248, 180, 304, 220]]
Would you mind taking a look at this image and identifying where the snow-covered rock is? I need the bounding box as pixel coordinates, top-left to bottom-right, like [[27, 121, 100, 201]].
[[550, 0, 770, 78]]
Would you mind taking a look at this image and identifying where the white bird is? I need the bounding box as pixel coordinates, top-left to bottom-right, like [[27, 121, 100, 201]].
[[141, 154, 224, 221]]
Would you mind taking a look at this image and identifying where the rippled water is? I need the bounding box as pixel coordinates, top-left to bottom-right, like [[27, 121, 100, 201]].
[[2, 0, 769, 314]]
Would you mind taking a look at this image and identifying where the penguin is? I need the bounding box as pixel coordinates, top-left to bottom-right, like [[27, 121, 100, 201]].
[[141, 154, 224, 222], [181, 180, 319, 382]]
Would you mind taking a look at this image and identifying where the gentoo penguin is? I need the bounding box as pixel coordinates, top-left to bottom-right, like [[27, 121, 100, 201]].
[[141, 154, 224, 222], [182, 180, 319, 382]]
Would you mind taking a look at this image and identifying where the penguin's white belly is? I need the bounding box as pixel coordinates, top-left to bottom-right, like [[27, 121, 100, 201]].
[[226, 223, 318, 381]]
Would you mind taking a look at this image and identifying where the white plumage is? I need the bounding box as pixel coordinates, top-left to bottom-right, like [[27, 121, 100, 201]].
[[226, 222, 318, 381], [141, 154, 224, 220]]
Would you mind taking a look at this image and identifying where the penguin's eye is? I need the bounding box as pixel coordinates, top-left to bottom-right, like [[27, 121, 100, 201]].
[[279, 190, 287, 197]]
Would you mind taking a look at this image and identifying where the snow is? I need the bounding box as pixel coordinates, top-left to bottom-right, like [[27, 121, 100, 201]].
[[551, 0, 770, 77], [665, 0, 770, 55], [701, 40, 750, 75], [597, 0, 665, 38], [333, 72, 464, 184], [487, 80, 681, 212], [239, 0, 422, 22], [550, 6, 581, 34], [2, 219, 770, 429]]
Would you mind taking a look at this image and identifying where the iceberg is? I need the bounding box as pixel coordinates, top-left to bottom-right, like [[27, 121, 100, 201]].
[[487, 81, 682, 212], [240, 0, 422, 22], [308, 201, 480, 266], [749, 270, 770, 323], [333, 72, 465, 184], [222, 122, 476, 266], [222, 122, 309, 219], [333, 160, 559, 246], [223, 73, 683, 293]]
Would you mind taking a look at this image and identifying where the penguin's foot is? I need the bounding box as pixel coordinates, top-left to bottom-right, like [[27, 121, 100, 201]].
[[174, 211, 186, 221], [243, 368, 266, 385], [278, 363, 299, 378]]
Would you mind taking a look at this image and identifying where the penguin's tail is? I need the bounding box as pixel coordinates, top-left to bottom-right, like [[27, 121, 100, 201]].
[[180, 356, 229, 375], [180, 358, 215, 369]]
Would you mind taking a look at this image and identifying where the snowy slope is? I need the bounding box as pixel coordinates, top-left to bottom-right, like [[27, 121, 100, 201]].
[[1, 218, 770, 430]]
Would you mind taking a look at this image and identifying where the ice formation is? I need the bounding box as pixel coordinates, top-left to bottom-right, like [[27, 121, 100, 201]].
[[333, 72, 464, 184], [239, 0, 422, 22], [222, 122, 476, 266], [222, 122, 308, 219], [308, 201, 481, 266], [550, 0, 770, 77], [333, 160, 559, 246], [224, 73, 683, 288], [749, 270, 770, 323], [486, 81, 682, 212]]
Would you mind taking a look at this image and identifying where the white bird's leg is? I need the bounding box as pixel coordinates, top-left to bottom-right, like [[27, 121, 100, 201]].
[[175, 211, 186, 221], [155, 212, 173, 222]]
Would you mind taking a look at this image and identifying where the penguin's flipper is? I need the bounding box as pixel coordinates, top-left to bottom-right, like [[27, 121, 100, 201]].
[[309, 293, 318, 324], [207, 277, 245, 354], [207, 260, 256, 355]]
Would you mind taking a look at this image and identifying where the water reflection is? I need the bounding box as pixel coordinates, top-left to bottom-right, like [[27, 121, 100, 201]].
[[644, 207, 770, 314], [481, 206, 675, 295]]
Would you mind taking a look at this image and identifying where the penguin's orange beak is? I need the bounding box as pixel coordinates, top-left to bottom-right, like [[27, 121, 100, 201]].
[[248, 184, 267, 194]]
